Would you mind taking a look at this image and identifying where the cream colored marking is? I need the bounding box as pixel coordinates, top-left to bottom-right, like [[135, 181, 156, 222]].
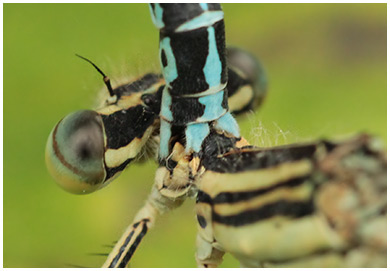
[[180, 83, 227, 98], [97, 92, 143, 115], [190, 156, 201, 177], [195, 202, 214, 243], [235, 137, 250, 148], [214, 182, 313, 216], [228, 65, 249, 80], [228, 85, 254, 113], [104, 127, 153, 168], [200, 159, 313, 198], [171, 142, 185, 161], [213, 215, 346, 262]]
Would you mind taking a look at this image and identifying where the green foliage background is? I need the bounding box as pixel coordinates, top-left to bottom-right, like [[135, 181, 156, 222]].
[[4, 3, 386, 268]]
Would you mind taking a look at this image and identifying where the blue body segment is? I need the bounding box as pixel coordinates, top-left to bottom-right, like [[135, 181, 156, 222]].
[[159, 37, 178, 86], [149, 3, 165, 29], [149, 4, 240, 159], [200, 3, 208, 10], [185, 123, 210, 153], [203, 26, 223, 90], [160, 88, 173, 121], [197, 91, 226, 122], [215, 112, 240, 138], [159, 119, 172, 159]]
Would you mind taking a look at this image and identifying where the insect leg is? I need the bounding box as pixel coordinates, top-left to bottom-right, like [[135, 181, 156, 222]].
[[102, 182, 186, 267], [195, 234, 225, 268]]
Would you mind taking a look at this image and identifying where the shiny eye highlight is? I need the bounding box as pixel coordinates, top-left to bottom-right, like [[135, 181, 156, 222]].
[[45, 110, 106, 194]]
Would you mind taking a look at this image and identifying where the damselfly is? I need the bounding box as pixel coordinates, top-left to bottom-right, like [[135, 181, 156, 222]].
[[45, 4, 386, 268]]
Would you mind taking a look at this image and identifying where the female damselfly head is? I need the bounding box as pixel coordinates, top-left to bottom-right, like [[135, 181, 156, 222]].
[[45, 110, 107, 194], [45, 56, 164, 194], [45, 74, 163, 194]]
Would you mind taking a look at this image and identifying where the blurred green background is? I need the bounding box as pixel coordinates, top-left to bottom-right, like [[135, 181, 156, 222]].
[[4, 3, 386, 268]]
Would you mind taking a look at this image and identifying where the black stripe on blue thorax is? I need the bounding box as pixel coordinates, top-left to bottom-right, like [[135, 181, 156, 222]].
[[212, 198, 315, 227], [159, 19, 228, 126], [100, 105, 157, 150], [152, 3, 229, 124], [159, 19, 227, 97], [212, 175, 310, 204]]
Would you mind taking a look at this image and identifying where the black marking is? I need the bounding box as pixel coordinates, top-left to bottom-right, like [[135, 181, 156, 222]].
[[167, 20, 227, 95], [166, 158, 178, 176], [114, 73, 162, 97], [221, 88, 229, 109], [105, 158, 133, 181], [161, 49, 168, 67], [108, 228, 136, 267], [119, 221, 148, 267], [101, 105, 156, 150], [321, 140, 338, 152], [197, 215, 207, 228], [163, 25, 210, 95], [226, 69, 250, 97], [212, 199, 315, 227], [142, 85, 164, 115], [169, 95, 207, 125], [214, 20, 227, 85], [200, 130, 239, 160], [203, 143, 317, 173], [213, 175, 309, 204], [196, 190, 213, 204]]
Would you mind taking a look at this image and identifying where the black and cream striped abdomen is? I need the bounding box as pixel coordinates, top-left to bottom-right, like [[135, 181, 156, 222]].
[[195, 142, 348, 265]]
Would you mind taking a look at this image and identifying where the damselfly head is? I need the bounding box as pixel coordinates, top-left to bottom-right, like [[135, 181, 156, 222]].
[[45, 110, 106, 194]]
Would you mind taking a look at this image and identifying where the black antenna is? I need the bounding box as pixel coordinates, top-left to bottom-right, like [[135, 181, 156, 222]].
[[75, 54, 114, 96]]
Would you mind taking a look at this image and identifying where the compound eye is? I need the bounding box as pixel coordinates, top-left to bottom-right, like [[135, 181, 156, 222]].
[[45, 110, 106, 194]]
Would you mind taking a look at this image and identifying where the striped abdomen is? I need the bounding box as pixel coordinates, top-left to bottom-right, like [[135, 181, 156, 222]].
[[196, 135, 386, 267]]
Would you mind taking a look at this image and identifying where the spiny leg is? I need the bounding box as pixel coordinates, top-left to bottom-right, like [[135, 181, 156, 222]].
[[103, 218, 150, 268], [102, 181, 186, 267]]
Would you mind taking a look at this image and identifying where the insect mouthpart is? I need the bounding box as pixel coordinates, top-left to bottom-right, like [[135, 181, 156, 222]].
[[45, 110, 106, 194]]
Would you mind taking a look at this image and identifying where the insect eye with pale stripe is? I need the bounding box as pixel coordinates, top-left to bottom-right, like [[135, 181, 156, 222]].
[[45, 110, 107, 194]]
